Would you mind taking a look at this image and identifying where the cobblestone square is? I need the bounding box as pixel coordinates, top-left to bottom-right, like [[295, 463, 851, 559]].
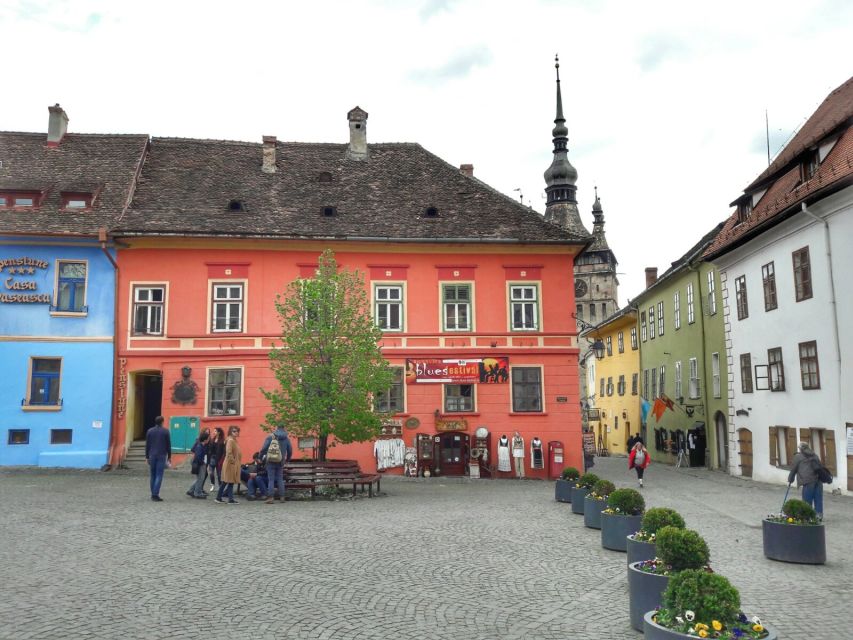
[[1, 457, 850, 639]]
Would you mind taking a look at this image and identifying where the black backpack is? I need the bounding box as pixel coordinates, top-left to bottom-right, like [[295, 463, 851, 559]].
[[812, 458, 833, 484]]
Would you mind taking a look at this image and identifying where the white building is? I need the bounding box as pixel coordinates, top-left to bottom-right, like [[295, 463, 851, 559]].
[[705, 76, 852, 494]]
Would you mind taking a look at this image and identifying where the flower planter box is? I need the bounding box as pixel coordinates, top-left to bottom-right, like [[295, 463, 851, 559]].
[[626, 534, 656, 565], [555, 479, 574, 503], [628, 561, 669, 631], [583, 495, 607, 529], [571, 486, 589, 514], [642, 611, 777, 639], [762, 518, 826, 565], [600, 512, 643, 551]]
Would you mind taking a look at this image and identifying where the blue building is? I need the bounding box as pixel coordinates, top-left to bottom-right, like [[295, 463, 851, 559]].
[[0, 105, 148, 467]]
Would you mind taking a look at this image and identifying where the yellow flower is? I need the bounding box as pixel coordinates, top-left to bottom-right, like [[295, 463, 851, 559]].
[[753, 624, 764, 632], [712, 620, 722, 631], [695, 623, 708, 631], [698, 630, 708, 638], [787, 517, 794, 523]]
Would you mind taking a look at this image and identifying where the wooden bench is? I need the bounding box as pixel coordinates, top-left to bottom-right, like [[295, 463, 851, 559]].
[[283, 460, 381, 499]]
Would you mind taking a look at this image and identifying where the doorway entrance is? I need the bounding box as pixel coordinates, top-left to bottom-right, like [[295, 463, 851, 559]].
[[436, 432, 469, 476], [737, 428, 752, 478], [715, 411, 729, 472], [131, 371, 163, 441]]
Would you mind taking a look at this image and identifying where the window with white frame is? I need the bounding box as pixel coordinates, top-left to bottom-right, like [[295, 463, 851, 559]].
[[512, 367, 542, 412], [688, 357, 700, 399], [510, 285, 539, 330], [707, 270, 717, 315], [212, 283, 244, 332], [687, 283, 695, 324], [712, 352, 721, 398], [375, 366, 405, 413], [649, 306, 656, 339], [444, 384, 474, 412], [657, 301, 664, 336], [674, 361, 682, 399], [208, 368, 242, 415], [674, 291, 681, 329], [28, 357, 62, 406], [132, 285, 165, 335], [442, 284, 471, 331], [659, 365, 666, 396], [54, 260, 87, 313], [375, 285, 403, 331], [641, 311, 647, 342], [651, 367, 658, 398]]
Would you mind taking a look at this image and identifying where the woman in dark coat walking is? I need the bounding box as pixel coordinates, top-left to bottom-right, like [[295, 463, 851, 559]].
[[207, 427, 225, 492]]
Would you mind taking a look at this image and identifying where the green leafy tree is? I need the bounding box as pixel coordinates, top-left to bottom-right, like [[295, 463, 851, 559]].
[[262, 250, 394, 461]]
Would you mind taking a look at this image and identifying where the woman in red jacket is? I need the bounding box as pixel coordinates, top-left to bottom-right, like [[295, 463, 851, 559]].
[[628, 442, 651, 487]]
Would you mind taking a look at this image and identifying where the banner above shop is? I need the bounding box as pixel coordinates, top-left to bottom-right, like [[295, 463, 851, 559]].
[[405, 357, 509, 384]]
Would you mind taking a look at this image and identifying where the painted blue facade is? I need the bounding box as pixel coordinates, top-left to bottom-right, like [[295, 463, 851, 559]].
[[0, 237, 116, 468]]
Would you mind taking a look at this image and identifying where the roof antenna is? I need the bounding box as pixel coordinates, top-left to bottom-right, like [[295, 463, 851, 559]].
[[765, 109, 771, 166], [513, 188, 524, 205]]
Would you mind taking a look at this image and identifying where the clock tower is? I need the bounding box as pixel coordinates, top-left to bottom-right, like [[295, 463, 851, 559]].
[[574, 187, 619, 329]]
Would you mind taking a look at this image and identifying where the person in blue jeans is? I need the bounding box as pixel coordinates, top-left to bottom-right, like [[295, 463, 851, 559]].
[[145, 416, 171, 502], [187, 429, 210, 499], [788, 442, 824, 520], [260, 426, 292, 504]]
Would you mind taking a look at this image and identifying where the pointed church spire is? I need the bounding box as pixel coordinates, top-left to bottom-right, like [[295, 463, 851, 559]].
[[589, 186, 611, 251], [543, 55, 586, 235]]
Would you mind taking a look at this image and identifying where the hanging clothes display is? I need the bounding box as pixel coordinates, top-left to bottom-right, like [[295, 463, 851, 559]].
[[511, 432, 525, 478], [373, 438, 406, 471], [530, 437, 544, 469], [497, 435, 511, 472]]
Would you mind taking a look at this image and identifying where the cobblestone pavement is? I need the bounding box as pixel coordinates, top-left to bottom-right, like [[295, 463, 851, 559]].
[[1, 457, 850, 640]]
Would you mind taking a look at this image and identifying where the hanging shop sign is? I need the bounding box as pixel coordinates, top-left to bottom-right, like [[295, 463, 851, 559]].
[[405, 357, 509, 384], [0, 256, 50, 303], [436, 418, 468, 432]]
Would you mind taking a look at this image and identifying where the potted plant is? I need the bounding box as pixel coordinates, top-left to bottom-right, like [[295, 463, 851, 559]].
[[600, 488, 645, 551], [763, 498, 826, 564], [583, 479, 615, 529], [644, 569, 777, 639], [555, 466, 580, 503], [628, 526, 709, 631], [627, 507, 686, 565], [571, 473, 599, 515]]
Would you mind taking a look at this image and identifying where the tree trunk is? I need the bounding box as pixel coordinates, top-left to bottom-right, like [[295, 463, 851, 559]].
[[318, 435, 328, 461]]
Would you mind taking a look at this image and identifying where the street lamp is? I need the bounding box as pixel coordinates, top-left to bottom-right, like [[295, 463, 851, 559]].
[[573, 314, 606, 363]]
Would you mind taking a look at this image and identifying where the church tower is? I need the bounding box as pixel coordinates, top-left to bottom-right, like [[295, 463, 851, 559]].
[[574, 187, 619, 327]]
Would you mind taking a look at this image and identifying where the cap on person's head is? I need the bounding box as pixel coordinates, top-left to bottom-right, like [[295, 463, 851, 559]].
[[799, 441, 810, 452]]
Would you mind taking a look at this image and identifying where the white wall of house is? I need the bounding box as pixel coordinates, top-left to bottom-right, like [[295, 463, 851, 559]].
[[714, 186, 852, 493]]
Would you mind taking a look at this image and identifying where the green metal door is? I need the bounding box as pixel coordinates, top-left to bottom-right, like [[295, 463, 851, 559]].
[[169, 416, 200, 453]]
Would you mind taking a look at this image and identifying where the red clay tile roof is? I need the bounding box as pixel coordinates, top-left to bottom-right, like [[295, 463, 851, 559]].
[[0, 132, 149, 235], [705, 76, 853, 259]]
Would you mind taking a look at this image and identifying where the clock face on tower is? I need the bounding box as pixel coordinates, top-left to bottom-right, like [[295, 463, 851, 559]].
[[574, 279, 588, 298]]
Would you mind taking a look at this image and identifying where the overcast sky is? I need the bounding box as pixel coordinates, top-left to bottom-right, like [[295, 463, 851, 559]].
[[2, 0, 851, 300]]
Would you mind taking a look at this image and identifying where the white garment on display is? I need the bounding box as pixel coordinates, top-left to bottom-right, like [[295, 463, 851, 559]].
[[511, 435, 525, 458], [497, 435, 511, 472], [373, 438, 406, 471]]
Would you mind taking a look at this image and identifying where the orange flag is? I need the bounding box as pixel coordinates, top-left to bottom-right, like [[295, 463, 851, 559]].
[[652, 397, 667, 421]]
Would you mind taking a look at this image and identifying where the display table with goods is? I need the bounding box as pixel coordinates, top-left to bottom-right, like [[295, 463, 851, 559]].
[[555, 466, 580, 503], [762, 498, 826, 564], [583, 479, 615, 530], [600, 488, 644, 551], [571, 473, 599, 515], [626, 507, 686, 565]]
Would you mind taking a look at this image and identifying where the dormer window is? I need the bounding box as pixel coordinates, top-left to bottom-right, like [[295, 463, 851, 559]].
[[227, 199, 246, 212], [61, 192, 93, 210], [1, 191, 42, 209], [322, 206, 337, 217], [800, 150, 819, 182], [736, 199, 752, 225], [424, 206, 439, 218]]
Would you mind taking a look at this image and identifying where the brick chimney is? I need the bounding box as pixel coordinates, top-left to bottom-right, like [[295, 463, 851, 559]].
[[645, 267, 659, 289], [262, 135, 277, 173], [346, 106, 368, 161], [47, 104, 69, 147], [459, 164, 474, 177]]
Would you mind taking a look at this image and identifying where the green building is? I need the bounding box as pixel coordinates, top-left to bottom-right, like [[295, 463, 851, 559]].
[[632, 223, 729, 469]]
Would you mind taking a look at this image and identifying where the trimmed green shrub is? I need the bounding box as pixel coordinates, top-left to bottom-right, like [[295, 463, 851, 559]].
[[561, 466, 580, 481], [662, 569, 741, 625], [607, 488, 645, 515], [656, 526, 709, 571], [783, 498, 817, 522], [640, 507, 686, 535], [591, 479, 615, 497], [578, 473, 600, 489]]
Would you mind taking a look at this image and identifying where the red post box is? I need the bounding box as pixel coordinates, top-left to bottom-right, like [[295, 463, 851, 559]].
[[547, 440, 564, 480]]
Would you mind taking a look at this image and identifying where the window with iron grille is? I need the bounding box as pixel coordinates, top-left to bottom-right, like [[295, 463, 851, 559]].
[[798, 341, 820, 390], [512, 367, 542, 412], [674, 291, 681, 329], [768, 347, 785, 392], [133, 285, 165, 335], [208, 368, 242, 415], [442, 284, 471, 331], [740, 353, 753, 393], [792, 247, 812, 302], [762, 262, 777, 311], [735, 275, 749, 320], [375, 366, 405, 413], [212, 283, 244, 332], [375, 285, 403, 331], [510, 285, 538, 330]]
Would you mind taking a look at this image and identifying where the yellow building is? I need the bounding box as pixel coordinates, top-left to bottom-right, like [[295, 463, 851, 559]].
[[582, 308, 639, 456]]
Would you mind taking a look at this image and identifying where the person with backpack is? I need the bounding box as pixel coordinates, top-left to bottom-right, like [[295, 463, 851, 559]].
[[187, 428, 210, 499], [260, 425, 292, 504], [788, 442, 825, 520]]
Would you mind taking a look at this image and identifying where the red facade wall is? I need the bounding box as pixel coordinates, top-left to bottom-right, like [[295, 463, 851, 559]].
[[114, 240, 583, 477]]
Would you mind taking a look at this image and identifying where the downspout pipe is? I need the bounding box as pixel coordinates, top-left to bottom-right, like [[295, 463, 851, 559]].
[[99, 227, 121, 469]]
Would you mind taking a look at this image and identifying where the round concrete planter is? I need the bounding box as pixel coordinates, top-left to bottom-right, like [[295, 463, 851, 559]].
[[626, 534, 656, 565], [628, 561, 669, 631], [642, 611, 778, 639], [555, 479, 575, 503], [600, 512, 643, 551], [762, 518, 826, 564], [571, 486, 589, 514], [583, 495, 607, 529]]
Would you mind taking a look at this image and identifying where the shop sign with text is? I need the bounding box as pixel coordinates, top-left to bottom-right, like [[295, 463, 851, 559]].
[[0, 257, 50, 303], [405, 357, 509, 384]]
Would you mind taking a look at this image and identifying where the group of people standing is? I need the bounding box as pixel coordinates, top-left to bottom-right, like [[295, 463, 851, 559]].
[[145, 416, 292, 504]]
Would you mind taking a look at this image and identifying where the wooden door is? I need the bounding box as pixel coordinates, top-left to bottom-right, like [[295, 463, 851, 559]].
[[436, 432, 468, 476], [737, 428, 753, 478]]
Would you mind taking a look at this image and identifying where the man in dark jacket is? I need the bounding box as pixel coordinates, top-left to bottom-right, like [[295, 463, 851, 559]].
[[260, 426, 292, 504], [145, 416, 171, 501], [788, 442, 823, 519]]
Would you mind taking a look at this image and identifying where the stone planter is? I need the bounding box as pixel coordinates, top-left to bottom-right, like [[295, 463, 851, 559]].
[[583, 495, 607, 529], [628, 561, 669, 631], [600, 512, 643, 552], [570, 486, 589, 514], [762, 518, 826, 564], [626, 534, 656, 565], [555, 479, 575, 503], [642, 611, 778, 639]]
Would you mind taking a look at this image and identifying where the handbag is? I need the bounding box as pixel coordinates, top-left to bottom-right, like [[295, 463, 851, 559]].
[[815, 464, 833, 484]]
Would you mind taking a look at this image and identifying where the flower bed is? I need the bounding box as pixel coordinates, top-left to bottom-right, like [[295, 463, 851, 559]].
[[763, 498, 826, 564]]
